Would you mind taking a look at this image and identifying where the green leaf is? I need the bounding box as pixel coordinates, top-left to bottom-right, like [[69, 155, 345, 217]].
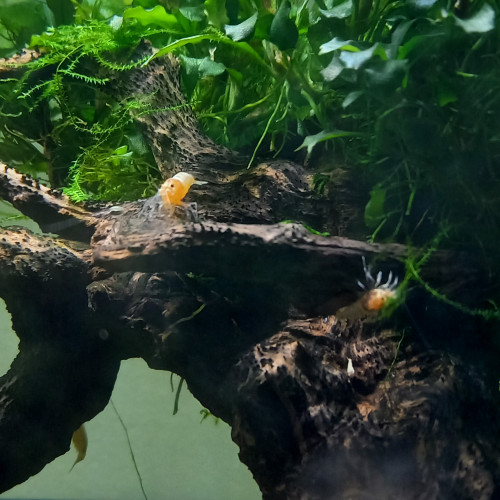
[[89, 0, 133, 19], [46, 0, 75, 26], [320, 0, 352, 19], [113, 145, 128, 155], [148, 33, 219, 60], [205, 0, 229, 28], [364, 187, 386, 228], [269, 1, 298, 50], [364, 59, 407, 86], [320, 55, 344, 81], [408, 0, 438, 9], [123, 5, 180, 30], [181, 55, 226, 77], [179, 0, 206, 22], [295, 129, 363, 154], [455, 3, 495, 33], [133, 0, 157, 6], [436, 84, 457, 106], [342, 90, 363, 108], [225, 13, 258, 41], [319, 37, 355, 55], [339, 44, 377, 69], [0, 0, 54, 42], [180, 55, 225, 92], [148, 32, 269, 70], [388, 20, 415, 59]]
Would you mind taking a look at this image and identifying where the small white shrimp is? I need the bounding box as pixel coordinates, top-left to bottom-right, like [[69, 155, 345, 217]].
[[357, 256, 398, 312], [336, 257, 399, 319]]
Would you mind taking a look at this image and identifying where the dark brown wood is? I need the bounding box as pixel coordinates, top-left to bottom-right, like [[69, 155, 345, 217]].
[[103, 45, 246, 176], [91, 218, 484, 310], [0, 163, 101, 241], [228, 318, 500, 499], [0, 45, 499, 500], [0, 228, 120, 491]]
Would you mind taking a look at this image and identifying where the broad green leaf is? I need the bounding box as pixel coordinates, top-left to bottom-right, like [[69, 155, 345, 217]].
[[46, 0, 75, 25], [181, 55, 226, 77], [296, 129, 363, 154], [147, 33, 221, 62], [113, 145, 128, 155], [364, 59, 407, 86], [342, 90, 363, 108], [109, 15, 123, 30], [388, 20, 415, 59], [455, 3, 495, 33], [225, 13, 258, 41], [320, 0, 352, 19], [133, 0, 157, 6], [364, 187, 386, 228], [339, 45, 377, 69], [408, 0, 438, 9], [88, 0, 133, 19], [123, 6, 180, 30], [254, 13, 274, 39], [398, 34, 433, 59], [179, 0, 206, 22], [436, 84, 457, 106], [0, 0, 54, 39], [321, 55, 344, 81], [269, 0, 298, 50], [148, 33, 269, 70], [319, 37, 355, 55], [205, 0, 229, 27]]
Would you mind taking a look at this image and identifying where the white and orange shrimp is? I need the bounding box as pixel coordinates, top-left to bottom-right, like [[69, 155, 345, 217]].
[[139, 172, 207, 223], [159, 172, 207, 220], [356, 256, 399, 312], [336, 256, 399, 320]]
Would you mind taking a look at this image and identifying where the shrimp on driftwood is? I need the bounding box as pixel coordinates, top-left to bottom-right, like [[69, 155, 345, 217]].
[[336, 256, 399, 320], [136, 172, 207, 225], [159, 172, 207, 221]]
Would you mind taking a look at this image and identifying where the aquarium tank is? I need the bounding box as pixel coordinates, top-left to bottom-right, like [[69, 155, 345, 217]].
[[1, 0, 500, 498]]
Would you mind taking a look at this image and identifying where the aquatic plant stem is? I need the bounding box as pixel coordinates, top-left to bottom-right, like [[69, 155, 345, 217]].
[[247, 83, 287, 169], [110, 399, 149, 500]]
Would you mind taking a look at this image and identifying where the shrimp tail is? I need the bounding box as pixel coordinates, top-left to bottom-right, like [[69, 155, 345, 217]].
[[70, 424, 88, 472]]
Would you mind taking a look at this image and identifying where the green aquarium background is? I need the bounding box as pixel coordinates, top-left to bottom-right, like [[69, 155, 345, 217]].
[[0, 298, 260, 500]]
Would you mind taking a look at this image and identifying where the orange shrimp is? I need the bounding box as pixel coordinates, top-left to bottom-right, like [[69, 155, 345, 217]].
[[335, 257, 398, 320], [159, 172, 206, 207]]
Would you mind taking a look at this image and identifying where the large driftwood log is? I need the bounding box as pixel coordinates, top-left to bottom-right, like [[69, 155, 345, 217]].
[[0, 227, 120, 491], [0, 46, 499, 499]]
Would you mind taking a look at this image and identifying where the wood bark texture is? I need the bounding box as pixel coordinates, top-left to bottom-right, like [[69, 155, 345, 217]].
[[0, 49, 499, 500]]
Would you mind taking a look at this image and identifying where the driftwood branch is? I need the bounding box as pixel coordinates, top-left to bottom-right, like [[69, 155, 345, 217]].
[[0, 163, 100, 241], [0, 228, 120, 491], [1, 45, 499, 500], [92, 219, 485, 309]]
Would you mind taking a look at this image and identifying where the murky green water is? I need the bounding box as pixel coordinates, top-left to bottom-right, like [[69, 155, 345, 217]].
[[0, 300, 260, 500]]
